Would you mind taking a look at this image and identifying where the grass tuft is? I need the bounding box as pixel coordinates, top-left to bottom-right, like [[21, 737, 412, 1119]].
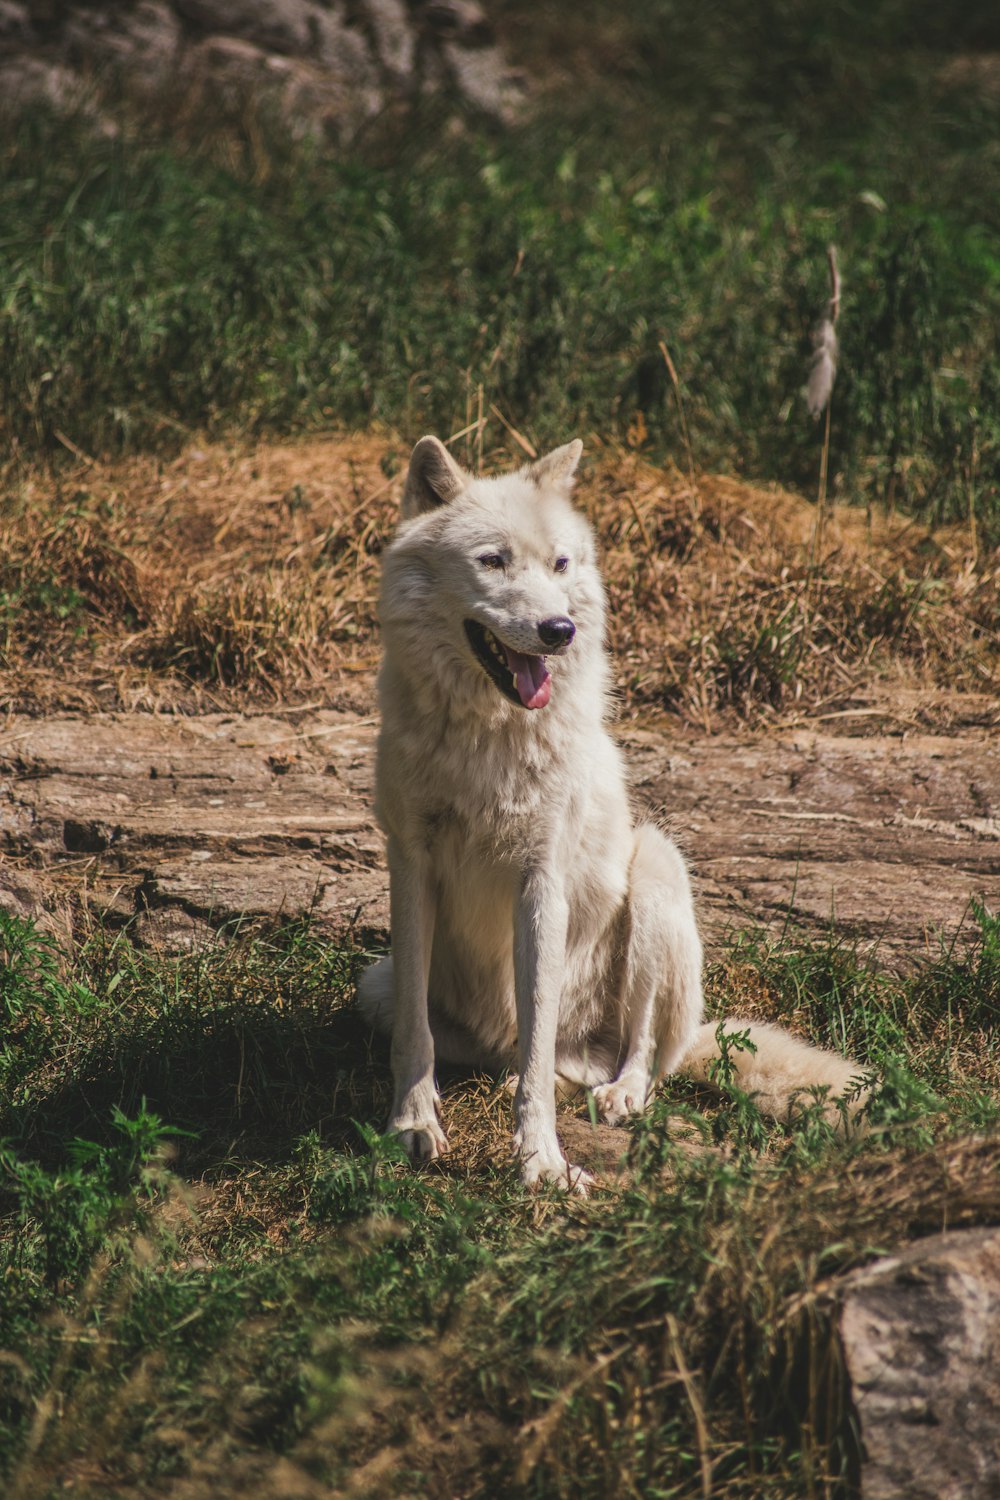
[[144, 572, 356, 688]]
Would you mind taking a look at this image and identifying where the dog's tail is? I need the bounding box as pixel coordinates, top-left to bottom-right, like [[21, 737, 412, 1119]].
[[679, 1019, 869, 1133]]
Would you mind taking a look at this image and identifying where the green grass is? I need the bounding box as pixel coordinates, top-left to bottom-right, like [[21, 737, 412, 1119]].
[[2, 0, 999, 532], [1, 906, 998, 1496]]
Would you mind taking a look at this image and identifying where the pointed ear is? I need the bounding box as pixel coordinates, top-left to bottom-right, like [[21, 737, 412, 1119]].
[[530, 439, 584, 491], [401, 436, 468, 520]]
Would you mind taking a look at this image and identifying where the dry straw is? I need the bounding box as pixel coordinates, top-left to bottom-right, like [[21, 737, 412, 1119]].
[[2, 435, 995, 725]]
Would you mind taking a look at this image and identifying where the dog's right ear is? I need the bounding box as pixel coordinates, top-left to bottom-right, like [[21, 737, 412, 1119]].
[[401, 436, 468, 520]]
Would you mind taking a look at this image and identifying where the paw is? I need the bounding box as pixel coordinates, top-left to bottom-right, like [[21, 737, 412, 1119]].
[[516, 1142, 593, 1195], [390, 1116, 450, 1162], [592, 1078, 647, 1127]]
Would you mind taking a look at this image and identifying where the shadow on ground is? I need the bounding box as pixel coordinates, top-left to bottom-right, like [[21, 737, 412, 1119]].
[[2, 977, 393, 1175]]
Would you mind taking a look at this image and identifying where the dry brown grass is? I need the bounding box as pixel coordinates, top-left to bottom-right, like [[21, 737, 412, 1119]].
[[1, 434, 996, 726], [590, 447, 997, 727]]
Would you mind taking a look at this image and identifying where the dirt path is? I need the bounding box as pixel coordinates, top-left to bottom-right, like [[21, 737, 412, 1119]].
[[2, 711, 997, 961]]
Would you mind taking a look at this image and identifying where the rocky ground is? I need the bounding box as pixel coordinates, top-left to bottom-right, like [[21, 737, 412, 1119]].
[[0, 0, 524, 136], [3, 702, 997, 963]]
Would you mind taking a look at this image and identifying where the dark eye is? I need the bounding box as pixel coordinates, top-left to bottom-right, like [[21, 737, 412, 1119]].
[[554, 556, 570, 574], [478, 552, 506, 570]]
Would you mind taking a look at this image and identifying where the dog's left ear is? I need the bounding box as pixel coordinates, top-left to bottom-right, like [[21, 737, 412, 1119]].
[[401, 436, 468, 520], [530, 439, 583, 491]]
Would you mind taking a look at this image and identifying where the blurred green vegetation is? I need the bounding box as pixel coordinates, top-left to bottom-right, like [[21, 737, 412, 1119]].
[[0, 0, 998, 530]]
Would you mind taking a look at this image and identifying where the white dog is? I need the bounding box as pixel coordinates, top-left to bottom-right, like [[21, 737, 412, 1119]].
[[359, 437, 863, 1189]]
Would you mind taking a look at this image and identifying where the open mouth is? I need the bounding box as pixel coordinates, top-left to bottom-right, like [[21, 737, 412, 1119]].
[[464, 620, 552, 710]]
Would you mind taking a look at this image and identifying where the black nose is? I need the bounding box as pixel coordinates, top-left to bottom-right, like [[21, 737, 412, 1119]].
[[538, 615, 576, 649]]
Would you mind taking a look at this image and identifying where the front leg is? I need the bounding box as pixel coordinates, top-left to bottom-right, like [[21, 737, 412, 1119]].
[[593, 823, 704, 1126], [512, 869, 592, 1193], [387, 836, 448, 1161]]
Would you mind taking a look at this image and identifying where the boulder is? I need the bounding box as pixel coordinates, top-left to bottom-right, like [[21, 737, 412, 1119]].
[[831, 1227, 1000, 1498]]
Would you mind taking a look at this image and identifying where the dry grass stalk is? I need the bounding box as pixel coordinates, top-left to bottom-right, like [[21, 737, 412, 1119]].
[[667, 1312, 714, 1500], [806, 246, 842, 568], [489, 402, 538, 459], [968, 432, 980, 564], [659, 338, 698, 508]]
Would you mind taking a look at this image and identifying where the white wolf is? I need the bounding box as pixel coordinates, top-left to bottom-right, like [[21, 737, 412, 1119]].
[[359, 437, 863, 1189]]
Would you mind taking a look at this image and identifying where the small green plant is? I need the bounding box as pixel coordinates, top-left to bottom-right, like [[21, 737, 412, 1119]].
[[863, 1062, 943, 1151], [0, 912, 68, 1027], [708, 1019, 757, 1090], [0, 1103, 184, 1287], [703, 1021, 773, 1150], [299, 1122, 411, 1221], [917, 898, 1000, 1028]]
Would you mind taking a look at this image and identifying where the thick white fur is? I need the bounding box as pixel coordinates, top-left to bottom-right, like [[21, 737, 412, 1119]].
[[359, 439, 865, 1189]]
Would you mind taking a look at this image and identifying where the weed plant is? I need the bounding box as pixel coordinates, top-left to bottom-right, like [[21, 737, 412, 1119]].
[[1, 906, 998, 1495]]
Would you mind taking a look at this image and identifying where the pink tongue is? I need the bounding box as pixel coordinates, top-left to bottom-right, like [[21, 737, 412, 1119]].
[[504, 646, 551, 709]]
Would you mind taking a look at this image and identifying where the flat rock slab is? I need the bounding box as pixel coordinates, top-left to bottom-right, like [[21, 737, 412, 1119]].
[[1, 711, 388, 948], [1, 712, 998, 955], [628, 727, 1000, 954]]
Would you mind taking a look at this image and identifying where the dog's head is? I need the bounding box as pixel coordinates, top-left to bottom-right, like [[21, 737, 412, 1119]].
[[380, 437, 604, 714]]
